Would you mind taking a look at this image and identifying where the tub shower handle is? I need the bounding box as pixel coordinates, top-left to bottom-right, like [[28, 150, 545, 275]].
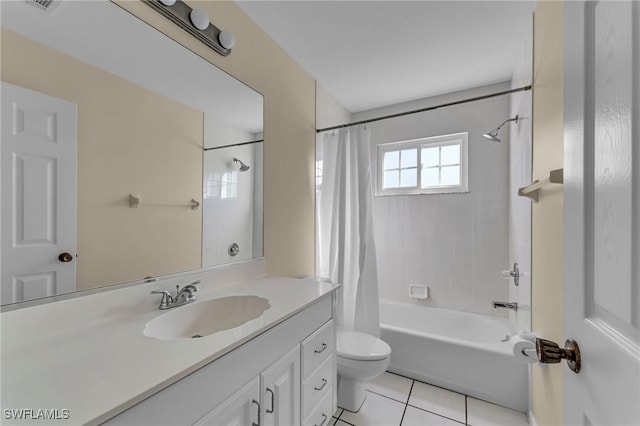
[[535, 338, 581, 374], [314, 378, 328, 391], [315, 343, 328, 354]]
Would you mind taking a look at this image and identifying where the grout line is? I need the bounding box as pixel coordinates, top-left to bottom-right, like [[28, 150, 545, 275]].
[[406, 379, 414, 404], [367, 389, 410, 405], [399, 380, 415, 426], [336, 418, 355, 426], [409, 376, 467, 399], [406, 404, 466, 425], [465, 395, 469, 425], [386, 370, 417, 382]]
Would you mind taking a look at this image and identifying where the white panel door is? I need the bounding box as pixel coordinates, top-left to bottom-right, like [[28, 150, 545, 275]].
[[1, 82, 77, 304], [194, 377, 260, 426], [261, 345, 301, 426], [564, 2, 640, 425]]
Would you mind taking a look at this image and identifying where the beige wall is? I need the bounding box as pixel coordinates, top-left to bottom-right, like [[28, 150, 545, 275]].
[[531, 2, 564, 424], [115, 0, 317, 278], [1, 28, 203, 290]]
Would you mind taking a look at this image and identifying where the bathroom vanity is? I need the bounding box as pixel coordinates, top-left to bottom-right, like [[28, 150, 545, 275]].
[[0, 264, 338, 426]]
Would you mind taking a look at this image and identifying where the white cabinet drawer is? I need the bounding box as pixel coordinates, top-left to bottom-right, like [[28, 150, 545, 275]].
[[303, 387, 333, 426], [301, 319, 334, 378], [302, 354, 333, 419]]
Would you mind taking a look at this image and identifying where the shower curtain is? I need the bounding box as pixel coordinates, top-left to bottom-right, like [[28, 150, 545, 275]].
[[317, 125, 380, 337]]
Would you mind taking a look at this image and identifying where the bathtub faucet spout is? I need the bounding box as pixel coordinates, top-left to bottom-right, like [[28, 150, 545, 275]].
[[492, 301, 518, 311]]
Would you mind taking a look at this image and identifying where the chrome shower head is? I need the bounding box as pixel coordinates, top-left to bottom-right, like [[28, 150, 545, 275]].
[[482, 129, 501, 142], [233, 158, 250, 172], [482, 114, 519, 143]]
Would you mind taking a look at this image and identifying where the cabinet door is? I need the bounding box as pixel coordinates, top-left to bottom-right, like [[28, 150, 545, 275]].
[[261, 345, 301, 426], [194, 377, 260, 426]]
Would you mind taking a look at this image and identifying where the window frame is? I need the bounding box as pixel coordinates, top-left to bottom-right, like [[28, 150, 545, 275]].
[[375, 132, 469, 196]]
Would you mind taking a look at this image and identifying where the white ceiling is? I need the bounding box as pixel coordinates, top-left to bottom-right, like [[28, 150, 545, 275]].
[[236, 1, 535, 113]]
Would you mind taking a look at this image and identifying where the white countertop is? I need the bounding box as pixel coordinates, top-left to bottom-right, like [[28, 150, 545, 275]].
[[0, 272, 338, 425]]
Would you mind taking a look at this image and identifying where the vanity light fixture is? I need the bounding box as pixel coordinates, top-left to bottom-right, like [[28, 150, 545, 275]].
[[144, 0, 234, 56], [189, 9, 209, 31]]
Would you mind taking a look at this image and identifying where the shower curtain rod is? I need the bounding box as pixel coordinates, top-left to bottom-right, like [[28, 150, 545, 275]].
[[316, 84, 532, 133], [203, 139, 263, 151]]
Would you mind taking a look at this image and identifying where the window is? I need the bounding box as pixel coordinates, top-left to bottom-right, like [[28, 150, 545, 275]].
[[203, 171, 238, 199], [376, 132, 468, 195]]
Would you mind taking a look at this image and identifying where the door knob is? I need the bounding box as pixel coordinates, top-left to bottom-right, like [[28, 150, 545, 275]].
[[535, 338, 581, 374], [58, 252, 73, 262]]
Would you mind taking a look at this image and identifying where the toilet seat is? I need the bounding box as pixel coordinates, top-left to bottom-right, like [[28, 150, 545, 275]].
[[337, 330, 391, 361]]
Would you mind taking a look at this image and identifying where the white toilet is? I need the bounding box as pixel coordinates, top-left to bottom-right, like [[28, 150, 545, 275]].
[[336, 329, 392, 412]]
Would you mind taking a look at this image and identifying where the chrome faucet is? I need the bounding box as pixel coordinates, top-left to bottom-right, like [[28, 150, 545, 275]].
[[151, 281, 200, 310], [492, 301, 518, 311]]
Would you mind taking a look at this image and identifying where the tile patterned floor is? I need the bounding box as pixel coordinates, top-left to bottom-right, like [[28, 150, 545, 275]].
[[332, 372, 529, 426]]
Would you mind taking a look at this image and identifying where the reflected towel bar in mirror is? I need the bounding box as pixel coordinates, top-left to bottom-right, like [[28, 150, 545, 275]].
[[129, 194, 200, 210]]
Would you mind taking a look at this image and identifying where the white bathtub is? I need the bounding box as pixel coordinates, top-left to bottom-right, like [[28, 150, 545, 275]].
[[380, 300, 528, 412]]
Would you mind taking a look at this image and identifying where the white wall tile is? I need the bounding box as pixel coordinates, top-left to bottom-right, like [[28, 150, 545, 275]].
[[368, 85, 510, 317]]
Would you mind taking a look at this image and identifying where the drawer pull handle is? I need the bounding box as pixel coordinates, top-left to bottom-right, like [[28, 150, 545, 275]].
[[252, 399, 260, 426], [315, 413, 328, 426], [314, 378, 328, 391], [266, 388, 274, 414], [314, 343, 328, 354]]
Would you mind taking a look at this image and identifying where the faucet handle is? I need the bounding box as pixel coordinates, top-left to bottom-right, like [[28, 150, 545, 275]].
[[151, 290, 173, 309], [183, 281, 200, 292]]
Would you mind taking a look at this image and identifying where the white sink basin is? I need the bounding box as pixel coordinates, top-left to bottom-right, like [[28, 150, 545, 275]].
[[143, 295, 270, 340]]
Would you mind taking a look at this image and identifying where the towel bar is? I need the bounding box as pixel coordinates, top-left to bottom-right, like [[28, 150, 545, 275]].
[[518, 168, 563, 202]]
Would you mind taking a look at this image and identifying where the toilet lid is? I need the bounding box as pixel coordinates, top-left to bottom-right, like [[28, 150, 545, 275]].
[[337, 330, 391, 361]]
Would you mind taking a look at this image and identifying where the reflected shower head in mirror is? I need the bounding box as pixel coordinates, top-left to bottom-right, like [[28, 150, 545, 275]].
[[483, 114, 519, 143], [233, 158, 250, 172]]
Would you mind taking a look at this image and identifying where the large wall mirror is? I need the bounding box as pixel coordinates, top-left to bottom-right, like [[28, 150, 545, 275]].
[[0, 0, 264, 307]]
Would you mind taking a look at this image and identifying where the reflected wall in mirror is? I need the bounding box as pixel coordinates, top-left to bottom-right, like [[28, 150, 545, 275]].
[[202, 140, 264, 268], [0, 0, 263, 306]]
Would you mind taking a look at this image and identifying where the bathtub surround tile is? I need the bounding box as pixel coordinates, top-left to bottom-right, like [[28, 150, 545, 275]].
[[389, 196, 404, 218], [402, 406, 463, 426], [388, 253, 404, 274], [389, 231, 404, 254], [365, 372, 413, 403], [408, 382, 466, 424], [419, 197, 436, 236], [403, 229, 421, 257], [374, 196, 389, 218], [381, 272, 404, 302], [403, 248, 422, 289], [466, 397, 528, 426], [340, 391, 406, 426], [374, 214, 389, 236], [403, 196, 422, 232], [375, 235, 389, 272], [369, 92, 510, 320]]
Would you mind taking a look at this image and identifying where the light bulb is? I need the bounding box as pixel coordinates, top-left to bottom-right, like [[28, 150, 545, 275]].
[[218, 31, 235, 50], [189, 9, 210, 31]]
